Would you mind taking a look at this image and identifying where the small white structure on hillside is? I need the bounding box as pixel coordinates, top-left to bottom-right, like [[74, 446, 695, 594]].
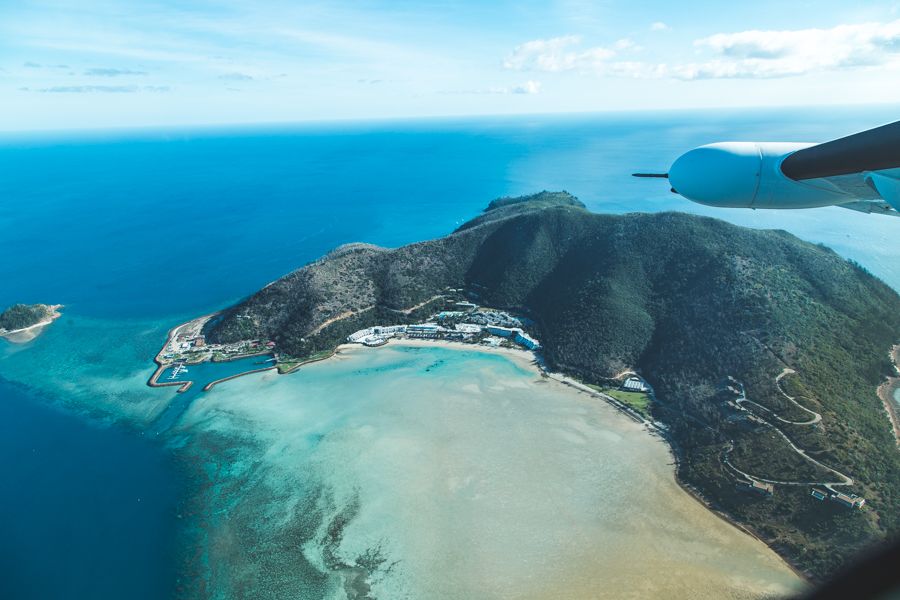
[[622, 377, 650, 392]]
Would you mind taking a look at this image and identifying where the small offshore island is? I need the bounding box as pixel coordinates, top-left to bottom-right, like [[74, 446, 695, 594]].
[[153, 191, 900, 587], [0, 303, 62, 343]]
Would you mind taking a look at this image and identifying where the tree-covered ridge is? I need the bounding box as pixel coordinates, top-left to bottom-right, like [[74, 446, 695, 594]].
[[484, 190, 585, 212], [0, 304, 51, 331], [207, 193, 900, 580]]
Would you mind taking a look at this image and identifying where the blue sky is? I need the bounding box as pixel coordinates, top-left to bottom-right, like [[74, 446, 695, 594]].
[[2, 0, 900, 131]]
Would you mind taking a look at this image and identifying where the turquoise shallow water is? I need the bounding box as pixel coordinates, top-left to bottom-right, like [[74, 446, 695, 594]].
[[171, 344, 802, 598], [0, 108, 897, 597], [151, 354, 276, 434]]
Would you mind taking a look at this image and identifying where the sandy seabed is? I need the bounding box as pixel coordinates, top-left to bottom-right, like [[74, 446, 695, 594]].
[[173, 343, 804, 600]]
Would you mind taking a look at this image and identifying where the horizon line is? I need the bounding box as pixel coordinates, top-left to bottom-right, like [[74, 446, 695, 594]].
[[2, 101, 898, 140]]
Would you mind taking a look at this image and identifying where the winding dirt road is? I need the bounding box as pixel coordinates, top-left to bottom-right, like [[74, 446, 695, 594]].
[[726, 373, 853, 489]]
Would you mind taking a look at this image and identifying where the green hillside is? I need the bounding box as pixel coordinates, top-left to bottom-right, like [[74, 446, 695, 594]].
[[0, 303, 50, 331], [207, 192, 900, 580]]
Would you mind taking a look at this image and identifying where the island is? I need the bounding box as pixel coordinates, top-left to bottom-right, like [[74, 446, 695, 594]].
[[156, 191, 900, 583], [0, 303, 63, 343]]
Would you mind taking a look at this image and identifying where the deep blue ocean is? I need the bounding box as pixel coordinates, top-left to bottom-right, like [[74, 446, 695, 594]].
[[1, 107, 898, 598]]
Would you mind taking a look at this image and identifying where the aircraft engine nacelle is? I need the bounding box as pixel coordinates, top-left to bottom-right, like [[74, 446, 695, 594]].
[[668, 142, 851, 209]]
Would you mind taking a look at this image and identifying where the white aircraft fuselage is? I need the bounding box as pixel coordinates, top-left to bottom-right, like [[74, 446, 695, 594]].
[[639, 120, 900, 217]]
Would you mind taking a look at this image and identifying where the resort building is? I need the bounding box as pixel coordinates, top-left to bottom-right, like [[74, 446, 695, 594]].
[[348, 328, 375, 343], [470, 311, 522, 328], [346, 316, 540, 351], [373, 325, 407, 335], [831, 491, 866, 509], [622, 377, 650, 393], [485, 325, 541, 350], [406, 323, 444, 339], [348, 325, 409, 345], [436, 311, 467, 320], [514, 330, 540, 350]]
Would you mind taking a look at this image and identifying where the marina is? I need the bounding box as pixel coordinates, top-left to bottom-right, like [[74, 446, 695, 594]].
[[148, 353, 278, 435], [156, 353, 276, 389], [167, 363, 188, 380]]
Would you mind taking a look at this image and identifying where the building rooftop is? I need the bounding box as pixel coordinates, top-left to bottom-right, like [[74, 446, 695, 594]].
[[831, 491, 866, 508], [738, 479, 774, 495]]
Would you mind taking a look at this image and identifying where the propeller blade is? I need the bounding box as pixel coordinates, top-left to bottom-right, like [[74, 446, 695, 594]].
[[632, 173, 669, 178]]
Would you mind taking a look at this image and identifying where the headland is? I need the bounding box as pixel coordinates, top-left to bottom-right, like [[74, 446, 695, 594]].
[[150, 191, 900, 583]]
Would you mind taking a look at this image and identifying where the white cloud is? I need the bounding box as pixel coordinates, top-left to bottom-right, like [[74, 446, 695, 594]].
[[607, 61, 668, 78], [85, 68, 148, 77], [219, 72, 254, 81], [441, 80, 542, 95], [511, 80, 541, 94], [24, 85, 170, 93], [678, 20, 900, 79], [650, 22, 669, 32], [503, 35, 615, 72], [506, 20, 900, 82]]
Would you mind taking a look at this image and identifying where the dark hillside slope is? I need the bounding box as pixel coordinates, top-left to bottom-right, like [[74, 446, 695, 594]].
[[207, 192, 900, 580]]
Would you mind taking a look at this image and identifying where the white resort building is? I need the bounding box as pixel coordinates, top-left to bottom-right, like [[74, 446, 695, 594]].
[[622, 377, 650, 393], [484, 325, 541, 350], [347, 316, 542, 352], [347, 325, 408, 346]]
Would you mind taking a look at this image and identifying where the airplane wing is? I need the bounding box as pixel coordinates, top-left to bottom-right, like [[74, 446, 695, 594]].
[[838, 200, 900, 217], [781, 120, 900, 180], [782, 120, 900, 216]]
